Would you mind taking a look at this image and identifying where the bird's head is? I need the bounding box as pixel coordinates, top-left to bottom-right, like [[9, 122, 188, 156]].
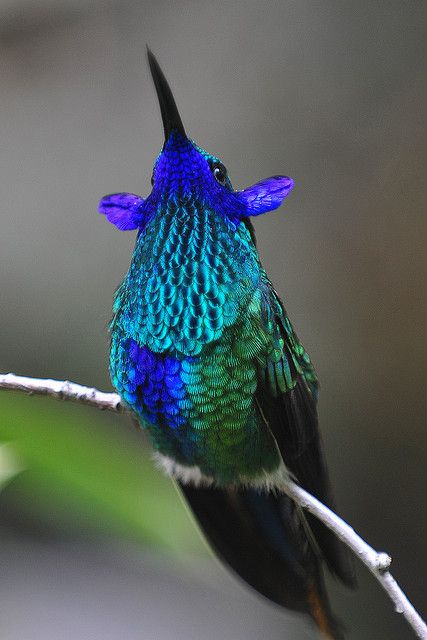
[[99, 49, 294, 231]]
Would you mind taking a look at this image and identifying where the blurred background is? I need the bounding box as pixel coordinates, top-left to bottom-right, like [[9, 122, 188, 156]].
[[0, 1, 426, 638]]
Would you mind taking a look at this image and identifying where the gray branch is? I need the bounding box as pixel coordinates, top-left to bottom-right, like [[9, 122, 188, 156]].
[[1, 372, 426, 639], [0, 372, 124, 413], [284, 482, 427, 639]]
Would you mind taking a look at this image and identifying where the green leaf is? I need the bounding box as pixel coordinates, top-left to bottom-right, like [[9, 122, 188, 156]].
[[0, 392, 206, 558]]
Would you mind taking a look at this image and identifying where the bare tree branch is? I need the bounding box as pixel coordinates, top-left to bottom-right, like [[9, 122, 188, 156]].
[[1, 371, 426, 639], [284, 483, 427, 639], [0, 372, 124, 413]]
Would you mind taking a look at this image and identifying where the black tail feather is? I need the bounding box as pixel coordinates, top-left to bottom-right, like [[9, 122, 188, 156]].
[[179, 483, 346, 638]]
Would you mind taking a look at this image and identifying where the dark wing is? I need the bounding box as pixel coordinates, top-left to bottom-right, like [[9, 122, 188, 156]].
[[179, 482, 345, 639], [257, 285, 355, 587]]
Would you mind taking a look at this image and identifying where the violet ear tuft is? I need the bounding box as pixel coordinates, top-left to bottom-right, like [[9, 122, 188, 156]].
[[99, 193, 145, 230], [237, 176, 294, 216]]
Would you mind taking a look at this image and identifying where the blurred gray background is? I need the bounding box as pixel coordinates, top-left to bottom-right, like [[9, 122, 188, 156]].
[[1, 1, 426, 639]]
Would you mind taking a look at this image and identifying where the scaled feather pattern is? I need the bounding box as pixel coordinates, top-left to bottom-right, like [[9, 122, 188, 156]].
[[104, 133, 308, 484]]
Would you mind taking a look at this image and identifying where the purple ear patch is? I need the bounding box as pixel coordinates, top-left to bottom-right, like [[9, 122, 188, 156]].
[[98, 193, 145, 230], [237, 176, 294, 216]]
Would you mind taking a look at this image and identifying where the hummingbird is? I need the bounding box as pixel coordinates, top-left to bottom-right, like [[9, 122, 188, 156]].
[[99, 49, 355, 639]]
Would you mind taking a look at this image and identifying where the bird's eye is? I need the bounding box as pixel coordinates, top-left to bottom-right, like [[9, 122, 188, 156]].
[[212, 163, 227, 186]]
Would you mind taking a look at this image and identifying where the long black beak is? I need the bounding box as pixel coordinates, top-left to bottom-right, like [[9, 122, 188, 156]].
[[147, 48, 186, 141]]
